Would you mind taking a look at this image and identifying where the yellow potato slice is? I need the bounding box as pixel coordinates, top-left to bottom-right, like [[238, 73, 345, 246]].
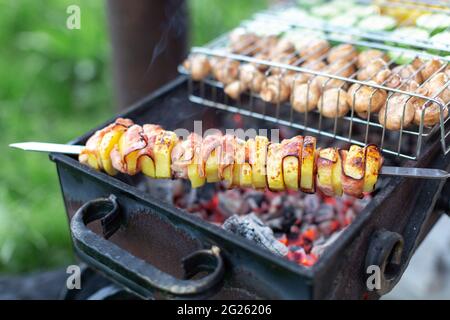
[[248, 136, 269, 189], [300, 136, 316, 193], [281, 136, 302, 191], [222, 166, 234, 189], [316, 148, 338, 196], [205, 150, 220, 183], [154, 130, 178, 178], [283, 156, 299, 191], [340, 145, 365, 198], [267, 143, 284, 191], [99, 127, 127, 175], [363, 145, 383, 193], [332, 151, 343, 196], [139, 155, 155, 178], [232, 139, 246, 187]]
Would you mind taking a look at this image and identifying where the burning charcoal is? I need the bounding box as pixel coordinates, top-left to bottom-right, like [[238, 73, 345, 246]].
[[311, 229, 344, 258], [318, 220, 341, 237], [223, 213, 289, 256], [314, 204, 335, 223], [344, 208, 356, 226], [147, 179, 176, 204], [244, 191, 265, 210], [218, 190, 250, 217], [280, 206, 297, 233], [303, 194, 320, 214], [353, 195, 372, 213]]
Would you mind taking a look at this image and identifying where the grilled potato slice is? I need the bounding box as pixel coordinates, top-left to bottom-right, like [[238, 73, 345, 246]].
[[332, 151, 343, 196], [248, 136, 269, 189], [79, 132, 103, 170], [300, 136, 316, 193], [205, 149, 220, 183], [222, 166, 234, 189], [233, 139, 246, 187], [154, 130, 178, 178], [219, 135, 235, 188], [240, 163, 253, 187], [267, 143, 284, 191], [188, 158, 206, 188], [139, 155, 156, 178], [340, 145, 365, 198], [281, 136, 303, 191], [283, 156, 299, 191], [363, 145, 383, 193], [236, 139, 252, 188], [99, 127, 127, 175], [316, 147, 338, 196]]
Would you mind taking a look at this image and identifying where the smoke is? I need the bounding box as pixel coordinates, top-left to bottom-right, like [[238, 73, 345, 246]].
[[146, 0, 187, 74]]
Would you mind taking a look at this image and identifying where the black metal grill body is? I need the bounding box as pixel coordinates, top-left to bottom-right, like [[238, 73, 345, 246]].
[[50, 77, 450, 299]]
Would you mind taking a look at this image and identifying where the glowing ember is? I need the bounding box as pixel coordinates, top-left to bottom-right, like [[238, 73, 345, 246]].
[[173, 182, 371, 267]]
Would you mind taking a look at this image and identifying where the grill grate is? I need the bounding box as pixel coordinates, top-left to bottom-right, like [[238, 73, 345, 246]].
[[180, 2, 450, 160]]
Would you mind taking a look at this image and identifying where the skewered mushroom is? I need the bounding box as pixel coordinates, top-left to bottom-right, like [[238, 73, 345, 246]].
[[317, 88, 350, 118], [314, 59, 356, 89], [183, 55, 211, 81], [239, 64, 265, 93], [391, 64, 423, 85], [212, 59, 240, 85], [347, 81, 387, 114], [224, 80, 247, 100], [357, 49, 388, 68], [291, 81, 321, 112], [327, 44, 358, 64], [260, 75, 291, 103], [412, 58, 444, 82], [413, 96, 448, 127], [357, 58, 389, 81], [229, 32, 260, 54], [378, 94, 416, 130], [299, 39, 330, 61], [422, 72, 450, 104]]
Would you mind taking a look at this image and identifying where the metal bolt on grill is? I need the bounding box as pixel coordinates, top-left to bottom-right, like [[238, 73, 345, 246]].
[[180, 2, 450, 160]]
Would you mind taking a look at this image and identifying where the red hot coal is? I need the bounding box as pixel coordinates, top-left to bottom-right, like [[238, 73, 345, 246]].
[[173, 181, 371, 267]]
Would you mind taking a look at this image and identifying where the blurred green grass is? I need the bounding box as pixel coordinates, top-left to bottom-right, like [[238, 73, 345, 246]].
[[0, 0, 267, 273]]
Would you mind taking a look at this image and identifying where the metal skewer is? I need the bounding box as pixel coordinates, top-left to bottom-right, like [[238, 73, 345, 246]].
[[9, 142, 450, 180]]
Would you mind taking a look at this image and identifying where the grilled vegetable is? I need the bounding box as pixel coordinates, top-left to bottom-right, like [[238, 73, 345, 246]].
[[347, 82, 387, 114], [154, 130, 178, 178], [300, 136, 316, 193], [340, 145, 365, 198], [363, 145, 383, 193], [281, 136, 303, 191], [267, 143, 285, 191], [291, 81, 321, 113], [99, 126, 128, 175], [318, 88, 350, 118], [378, 93, 416, 130], [316, 147, 338, 196], [248, 136, 269, 189], [357, 49, 388, 68], [183, 55, 211, 81], [81, 119, 384, 197]]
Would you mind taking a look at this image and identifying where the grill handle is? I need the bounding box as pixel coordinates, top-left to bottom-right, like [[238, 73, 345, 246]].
[[365, 229, 404, 296], [70, 195, 225, 299]]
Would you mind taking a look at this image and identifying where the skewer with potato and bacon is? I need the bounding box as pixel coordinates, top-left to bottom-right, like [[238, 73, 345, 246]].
[[10, 118, 450, 196], [75, 118, 383, 198]]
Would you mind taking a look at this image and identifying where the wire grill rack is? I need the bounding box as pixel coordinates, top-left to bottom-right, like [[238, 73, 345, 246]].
[[180, 2, 450, 160]]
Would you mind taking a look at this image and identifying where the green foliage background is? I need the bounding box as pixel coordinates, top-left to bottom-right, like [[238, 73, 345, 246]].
[[0, 0, 266, 273]]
